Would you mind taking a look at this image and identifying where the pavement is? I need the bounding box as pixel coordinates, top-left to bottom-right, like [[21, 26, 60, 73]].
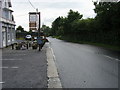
[[0, 49, 2, 90], [0, 41, 62, 89], [1, 45, 48, 89], [46, 43, 62, 88]]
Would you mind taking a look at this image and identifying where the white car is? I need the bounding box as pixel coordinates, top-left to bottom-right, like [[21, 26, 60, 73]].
[[34, 37, 37, 40], [25, 35, 32, 40]]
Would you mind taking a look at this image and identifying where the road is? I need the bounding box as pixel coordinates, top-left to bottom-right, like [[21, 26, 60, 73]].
[[48, 37, 119, 88]]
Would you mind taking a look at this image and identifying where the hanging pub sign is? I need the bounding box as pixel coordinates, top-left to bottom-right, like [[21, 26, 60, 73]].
[[29, 12, 39, 31]]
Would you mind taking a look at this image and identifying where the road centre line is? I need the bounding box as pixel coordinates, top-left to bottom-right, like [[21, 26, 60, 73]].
[[103, 55, 120, 62]]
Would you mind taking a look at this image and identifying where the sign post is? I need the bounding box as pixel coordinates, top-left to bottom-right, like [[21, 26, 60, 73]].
[[38, 12, 41, 51], [29, 12, 39, 32], [29, 10, 41, 51], [38, 12, 40, 37]]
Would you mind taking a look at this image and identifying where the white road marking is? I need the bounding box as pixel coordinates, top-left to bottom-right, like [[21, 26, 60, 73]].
[[4, 54, 26, 56], [0, 82, 5, 84], [103, 55, 120, 62], [115, 59, 119, 61], [0, 66, 19, 69], [0, 59, 22, 61], [11, 67, 19, 69], [0, 67, 8, 69], [104, 55, 114, 59]]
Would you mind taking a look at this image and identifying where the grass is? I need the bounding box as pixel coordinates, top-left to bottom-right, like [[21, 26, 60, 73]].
[[16, 38, 25, 40]]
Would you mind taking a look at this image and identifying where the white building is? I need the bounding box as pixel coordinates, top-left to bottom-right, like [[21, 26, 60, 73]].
[[0, 0, 16, 48]]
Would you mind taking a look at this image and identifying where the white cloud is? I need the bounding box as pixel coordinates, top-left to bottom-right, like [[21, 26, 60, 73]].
[[12, 0, 96, 31], [12, 0, 91, 3]]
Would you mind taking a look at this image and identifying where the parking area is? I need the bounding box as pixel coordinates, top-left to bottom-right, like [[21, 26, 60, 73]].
[[1, 45, 48, 88]]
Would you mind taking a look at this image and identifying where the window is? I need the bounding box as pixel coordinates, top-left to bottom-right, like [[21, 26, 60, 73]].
[[0, 1, 2, 8], [3, 10, 9, 19], [7, 34, 10, 42]]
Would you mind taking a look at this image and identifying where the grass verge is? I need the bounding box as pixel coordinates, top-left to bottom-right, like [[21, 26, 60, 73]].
[[53, 36, 120, 51], [16, 38, 25, 40]]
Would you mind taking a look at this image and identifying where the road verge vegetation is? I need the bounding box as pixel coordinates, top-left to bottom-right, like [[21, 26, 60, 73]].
[[53, 35, 120, 51]]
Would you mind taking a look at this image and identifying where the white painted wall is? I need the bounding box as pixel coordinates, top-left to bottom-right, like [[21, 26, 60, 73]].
[[0, 0, 2, 48], [0, 0, 16, 48], [0, 0, 2, 89], [2, 27, 6, 47]]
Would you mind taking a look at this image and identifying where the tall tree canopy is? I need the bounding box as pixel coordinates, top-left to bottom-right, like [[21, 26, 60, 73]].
[[50, 2, 120, 47]]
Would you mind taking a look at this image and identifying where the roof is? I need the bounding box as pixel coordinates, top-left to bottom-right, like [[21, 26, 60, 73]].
[[29, 12, 40, 14]]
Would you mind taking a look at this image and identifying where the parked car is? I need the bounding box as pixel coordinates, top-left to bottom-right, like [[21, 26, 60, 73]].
[[33, 37, 37, 40], [25, 35, 32, 40]]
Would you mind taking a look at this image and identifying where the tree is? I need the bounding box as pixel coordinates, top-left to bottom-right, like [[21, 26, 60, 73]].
[[65, 10, 83, 34], [51, 10, 83, 36], [52, 16, 65, 36], [94, 1, 120, 45], [41, 25, 51, 36], [67, 9, 83, 22], [94, 1, 120, 32], [16, 25, 25, 32], [50, 6, 120, 46]]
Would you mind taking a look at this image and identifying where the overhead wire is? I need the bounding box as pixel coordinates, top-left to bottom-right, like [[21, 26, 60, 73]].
[[14, 0, 36, 17], [27, 0, 36, 10]]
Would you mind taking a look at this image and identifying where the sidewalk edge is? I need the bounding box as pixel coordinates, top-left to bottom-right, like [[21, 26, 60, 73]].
[[46, 43, 62, 88]]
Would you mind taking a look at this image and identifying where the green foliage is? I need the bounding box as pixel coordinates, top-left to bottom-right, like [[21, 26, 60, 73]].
[[16, 26, 28, 39], [50, 2, 120, 48], [67, 9, 83, 22], [51, 10, 83, 35], [95, 2, 120, 31], [41, 25, 51, 36], [16, 25, 25, 32]]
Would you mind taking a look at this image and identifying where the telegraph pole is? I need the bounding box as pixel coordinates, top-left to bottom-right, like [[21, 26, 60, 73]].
[[36, 9, 40, 37], [38, 12, 41, 37], [36, 9, 41, 51], [29, 8, 42, 51]]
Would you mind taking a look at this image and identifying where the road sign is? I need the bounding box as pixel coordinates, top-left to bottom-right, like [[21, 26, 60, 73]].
[[29, 12, 39, 31]]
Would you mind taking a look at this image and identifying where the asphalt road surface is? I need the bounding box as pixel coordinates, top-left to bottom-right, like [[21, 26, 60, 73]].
[[2, 46, 47, 88], [48, 37, 119, 88]]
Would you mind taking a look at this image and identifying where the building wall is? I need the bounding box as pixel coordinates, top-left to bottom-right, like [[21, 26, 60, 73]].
[[0, 0, 2, 48], [0, 0, 16, 48]]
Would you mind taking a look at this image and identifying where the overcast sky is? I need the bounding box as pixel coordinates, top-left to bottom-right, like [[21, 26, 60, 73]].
[[11, 0, 96, 31]]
